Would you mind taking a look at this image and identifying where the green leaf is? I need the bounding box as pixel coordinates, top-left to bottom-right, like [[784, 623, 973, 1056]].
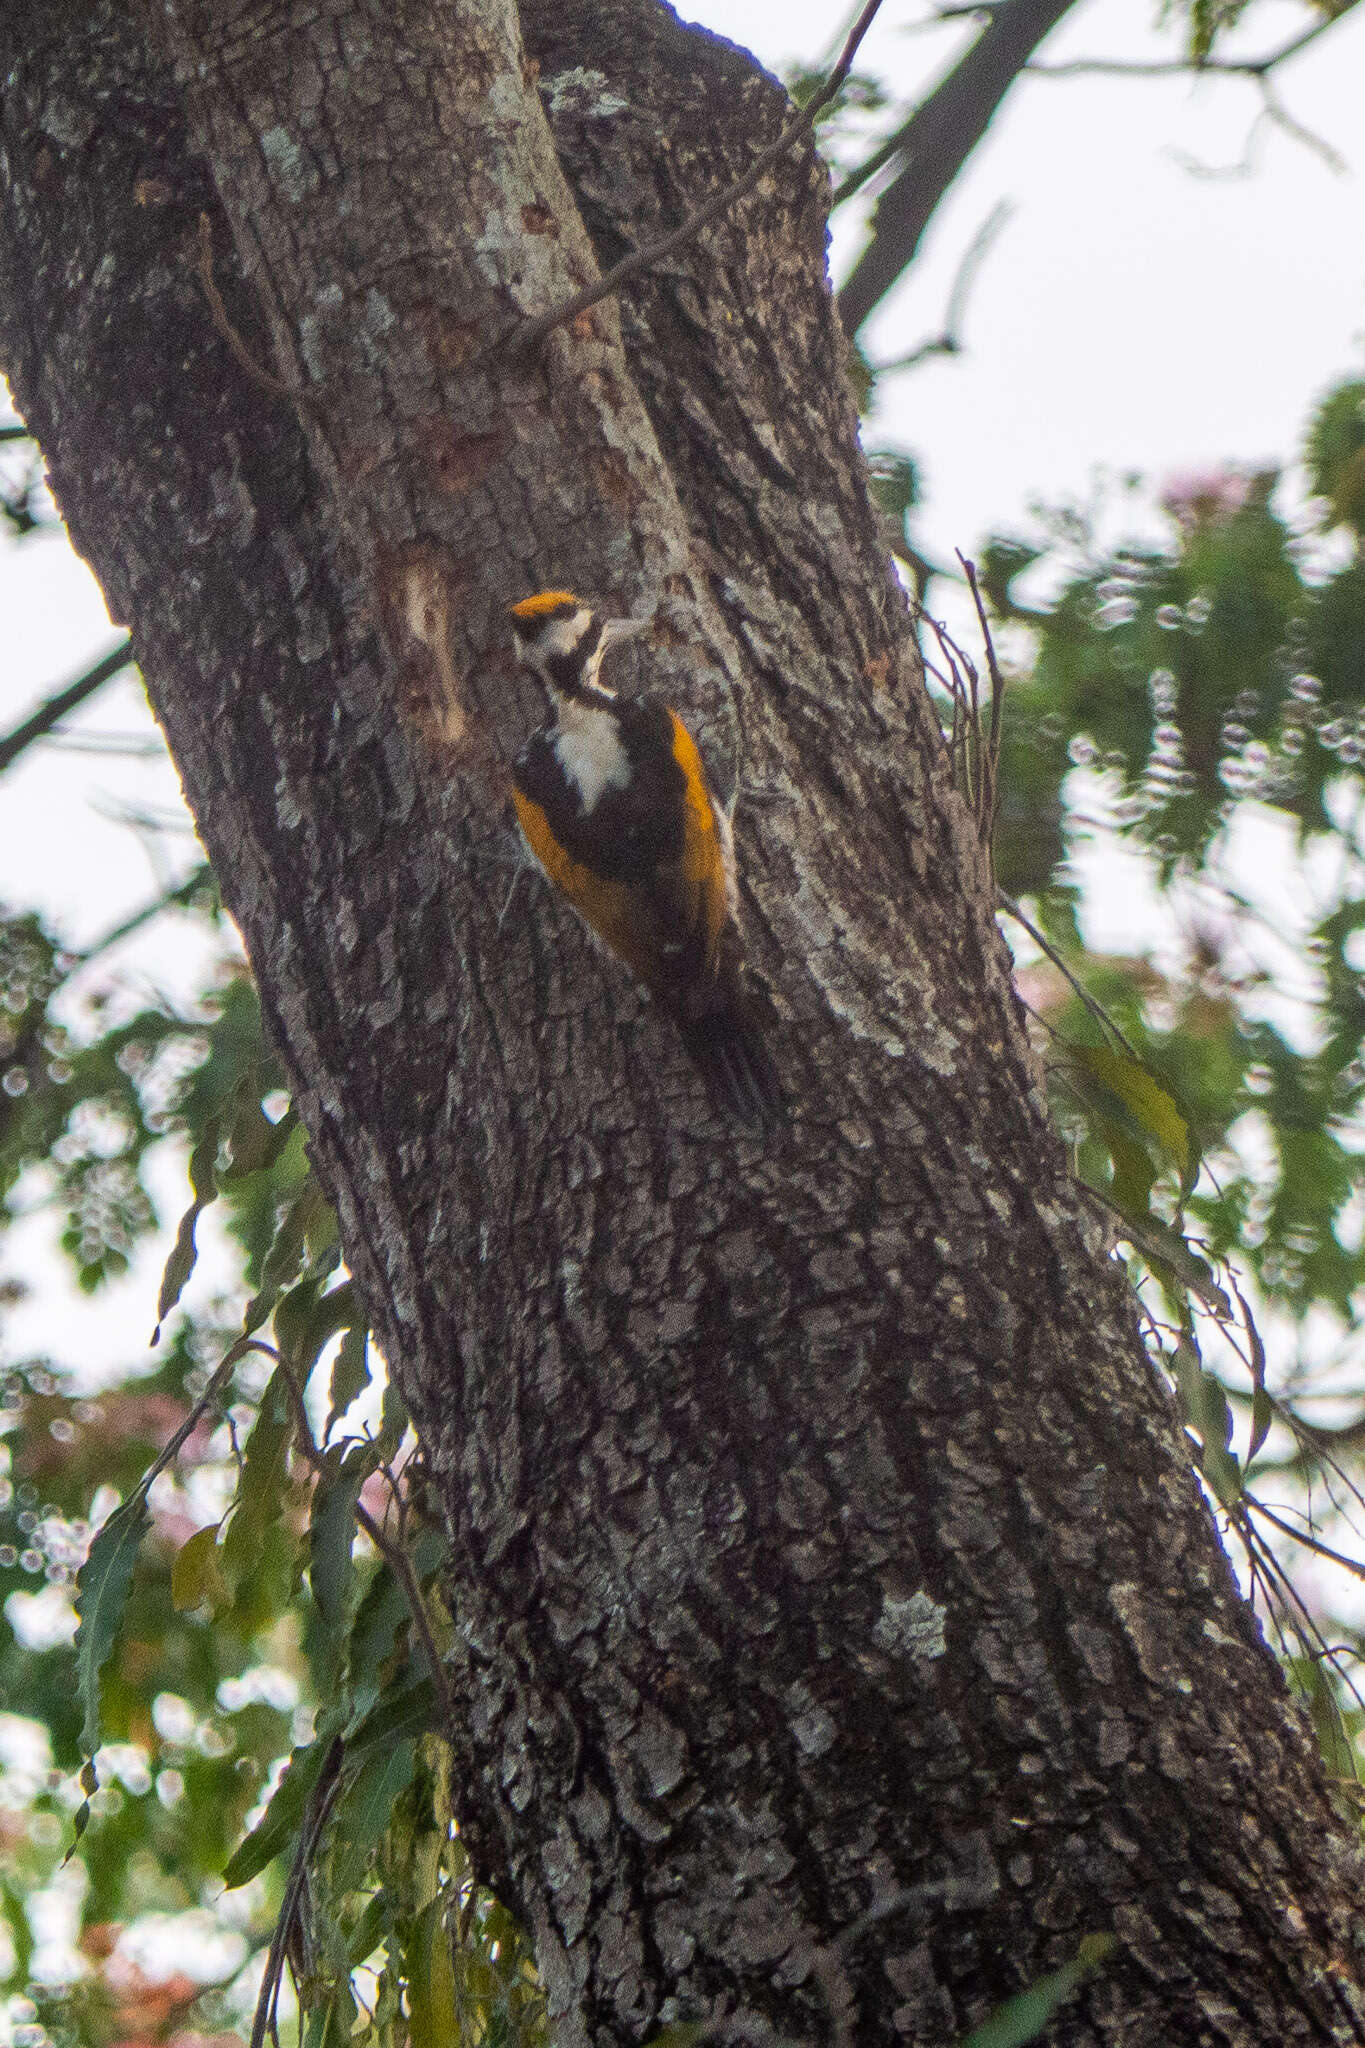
[[1249, 1386, 1274, 1466], [273, 1276, 323, 1378], [377, 1374, 409, 1456], [346, 1889, 392, 1968], [301, 2005, 332, 2048], [1305, 378, 1365, 532], [959, 1934, 1115, 2047], [152, 1116, 223, 1343], [0, 1877, 35, 1984], [222, 1368, 293, 1578], [1074, 1043, 1192, 1191], [347, 1676, 435, 1755], [222, 1097, 298, 1180], [1240, 1289, 1273, 1462], [244, 1179, 325, 1335], [1102, 1125, 1159, 1221], [74, 1493, 151, 1761], [222, 1723, 341, 1890], [309, 1444, 375, 1632], [407, 1893, 459, 2048], [1172, 1342, 1243, 1507], [1123, 1216, 1232, 1321], [277, 1278, 361, 1396], [345, 1528, 447, 1713], [347, 1560, 414, 1714], [1285, 1654, 1358, 1779], [171, 1523, 225, 1613], [328, 1739, 416, 1896], [301, 1978, 356, 2048]]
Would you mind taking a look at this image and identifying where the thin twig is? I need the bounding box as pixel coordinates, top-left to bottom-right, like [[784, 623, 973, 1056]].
[[873, 201, 1013, 372], [39, 732, 166, 758], [70, 866, 218, 974], [1233, 1514, 1365, 1748], [358, 1497, 452, 1725], [134, 1334, 270, 1500], [1245, 1498, 1365, 1585], [504, 0, 887, 358], [0, 639, 135, 775], [1268, 1403, 1365, 1497], [248, 1737, 345, 2048], [1257, 76, 1347, 174], [1028, 2, 1360, 78], [996, 894, 1143, 1061], [915, 605, 983, 807], [959, 553, 1006, 846]]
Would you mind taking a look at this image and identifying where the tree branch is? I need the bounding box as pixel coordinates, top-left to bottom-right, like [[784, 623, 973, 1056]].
[[871, 200, 1012, 373], [0, 637, 135, 773], [71, 865, 218, 971], [504, 0, 886, 357], [1246, 1497, 1365, 1585], [997, 891, 1143, 1060], [837, 0, 1077, 336], [1029, 0, 1360, 78]]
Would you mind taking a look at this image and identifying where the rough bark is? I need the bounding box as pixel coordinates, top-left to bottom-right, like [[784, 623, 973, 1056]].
[[1, 4, 1363, 2045]]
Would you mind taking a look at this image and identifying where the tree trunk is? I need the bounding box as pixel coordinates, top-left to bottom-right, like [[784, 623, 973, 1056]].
[[2, 4, 1362, 2043]]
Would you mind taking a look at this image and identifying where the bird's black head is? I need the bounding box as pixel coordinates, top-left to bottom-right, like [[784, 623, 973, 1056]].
[[509, 590, 606, 700]]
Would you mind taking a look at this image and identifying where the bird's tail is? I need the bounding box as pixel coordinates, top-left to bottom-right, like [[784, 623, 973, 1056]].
[[675, 995, 783, 1129]]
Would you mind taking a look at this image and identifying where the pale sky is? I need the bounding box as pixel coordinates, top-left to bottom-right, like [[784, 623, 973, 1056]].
[[2, 0, 1362, 1370], [682, 0, 1365, 562]]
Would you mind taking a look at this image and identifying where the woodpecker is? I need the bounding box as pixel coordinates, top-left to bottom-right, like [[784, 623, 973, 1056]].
[[508, 590, 781, 1125]]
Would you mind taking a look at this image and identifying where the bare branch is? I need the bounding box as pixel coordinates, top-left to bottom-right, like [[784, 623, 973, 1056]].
[[1246, 1498, 1365, 1585], [0, 638, 135, 774], [73, 865, 218, 972], [872, 200, 1012, 375], [1029, 0, 1360, 79], [960, 554, 1006, 845], [997, 893, 1144, 1061], [248, 1737, 344, 2048], [837, 0, 1077, 335], [504, 0, 888, 358]]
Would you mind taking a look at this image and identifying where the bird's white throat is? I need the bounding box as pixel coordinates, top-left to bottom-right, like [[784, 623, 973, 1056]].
[[553, 698, 630, 812]]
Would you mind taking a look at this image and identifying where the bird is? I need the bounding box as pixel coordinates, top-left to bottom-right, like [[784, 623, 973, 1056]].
[[507, 590, 781, 1126]]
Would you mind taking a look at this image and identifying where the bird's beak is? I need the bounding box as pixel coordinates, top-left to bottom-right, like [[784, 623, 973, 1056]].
[[599, 614, 652, 655]]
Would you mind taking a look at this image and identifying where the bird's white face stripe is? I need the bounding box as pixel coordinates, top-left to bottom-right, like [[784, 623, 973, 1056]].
[[553, 699, 631, 811], [522, 607, 594, 663]]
